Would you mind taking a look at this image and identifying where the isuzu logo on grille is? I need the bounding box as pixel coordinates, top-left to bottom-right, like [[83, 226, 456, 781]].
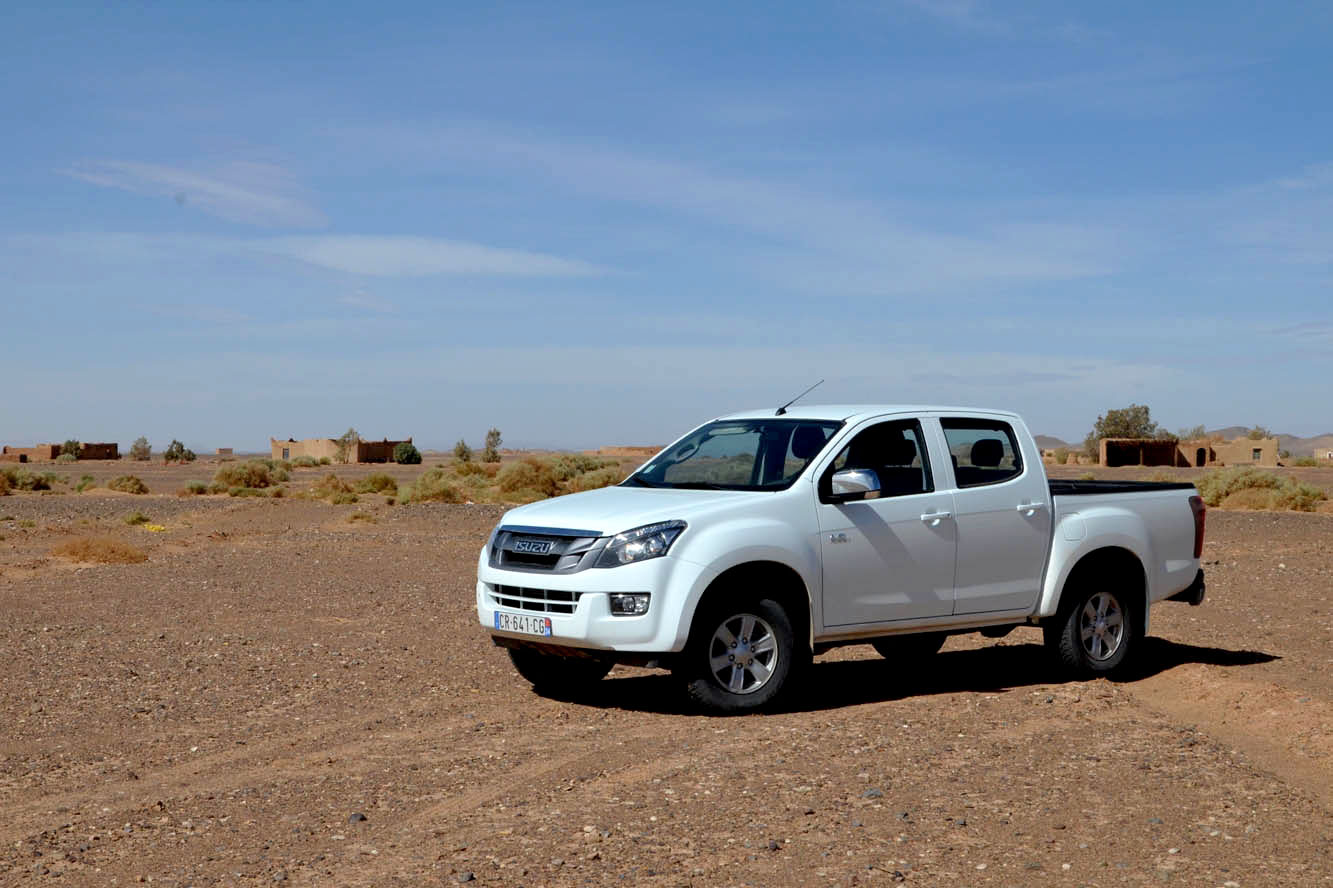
[[512, 538, 554, 555]]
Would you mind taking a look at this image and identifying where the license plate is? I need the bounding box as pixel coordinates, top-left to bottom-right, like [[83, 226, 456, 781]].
[[494, 611, 553, 637]]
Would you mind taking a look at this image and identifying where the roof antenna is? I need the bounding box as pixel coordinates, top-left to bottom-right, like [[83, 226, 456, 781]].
[[776, 379, 824, 416]]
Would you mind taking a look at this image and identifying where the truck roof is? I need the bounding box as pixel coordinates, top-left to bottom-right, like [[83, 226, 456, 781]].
[[716, 404, 1022, 423]]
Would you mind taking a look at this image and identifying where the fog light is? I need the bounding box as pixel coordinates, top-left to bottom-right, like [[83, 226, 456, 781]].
[[609, 593, 650, 616]]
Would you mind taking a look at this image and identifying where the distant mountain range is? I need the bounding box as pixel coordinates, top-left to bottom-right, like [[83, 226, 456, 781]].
[[1035, 429, 1333, 457]]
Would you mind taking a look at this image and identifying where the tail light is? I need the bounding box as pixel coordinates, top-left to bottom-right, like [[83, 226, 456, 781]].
[[1189, 495, 1206, 559]]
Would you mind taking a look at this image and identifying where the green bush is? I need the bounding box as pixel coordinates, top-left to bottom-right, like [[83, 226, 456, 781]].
[[107, 475, 150, 494], [394, 441, 422, 465], [124, 511, 150, 526], [483, 427, 502, 463], [453, 439, 473, 462], [291, 455, 320, 468], [179, 480, 210, 496], [1196, 467, 1326, 512], [319, 456, 332, 466], [76, 474, 96, 493], [401, 468, 465, 503], [355, 473, 398, 495], [567, 466, 624, 492], [129, 436, 152, 461], [61, 439, 81, 457], [214, 460, 283, 488], [310, 474, 358, 503], [1290, 457, 1320, 467], [163, 439, 197, 463], [549, 454, 618, 481], [1077, 472, 1096, 481], [56, 452, 78, 464]]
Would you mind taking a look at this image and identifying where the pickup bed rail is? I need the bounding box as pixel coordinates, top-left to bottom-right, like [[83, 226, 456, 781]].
[[1049, 479, 1197, 496]]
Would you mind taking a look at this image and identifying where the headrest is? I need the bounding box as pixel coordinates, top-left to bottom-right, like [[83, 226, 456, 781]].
[[791, 425, 828, 460], [885, 437, 917, 466], [971, 438, 1005, 468]]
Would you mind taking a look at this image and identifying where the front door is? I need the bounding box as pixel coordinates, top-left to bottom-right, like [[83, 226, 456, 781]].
[[817, 419, 957, 626]]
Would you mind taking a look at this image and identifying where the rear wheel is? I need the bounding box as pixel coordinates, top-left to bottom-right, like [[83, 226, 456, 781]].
[[508, 647, 612, 691], [1045, 585, 1135, 675], [682, 597, 801, 713], [871, 632, 947, 663]]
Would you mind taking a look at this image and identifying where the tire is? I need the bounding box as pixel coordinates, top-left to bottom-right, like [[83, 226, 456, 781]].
[[1044, 584, 1135, 676], [508, 647, 612, 691], [682, 597, 802, 713], [870, 631, 947, 663]]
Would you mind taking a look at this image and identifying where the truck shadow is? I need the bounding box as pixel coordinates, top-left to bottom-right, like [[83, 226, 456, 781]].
[[549, 638, 1280, 715]]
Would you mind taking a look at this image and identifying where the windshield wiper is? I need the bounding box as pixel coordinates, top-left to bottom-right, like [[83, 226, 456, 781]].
[[661, 481, 729, 490], [625, 475, 662, 487]]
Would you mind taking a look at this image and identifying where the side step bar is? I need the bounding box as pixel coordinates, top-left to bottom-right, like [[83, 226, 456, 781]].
[[1166, 569, 1206, 606]]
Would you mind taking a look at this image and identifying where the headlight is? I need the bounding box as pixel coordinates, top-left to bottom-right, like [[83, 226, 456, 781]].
[[595, 520, 686, 568]]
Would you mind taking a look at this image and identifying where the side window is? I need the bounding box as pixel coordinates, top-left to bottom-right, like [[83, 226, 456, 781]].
[[941, 419, 1023, 488], [825, 420, 933, 498]]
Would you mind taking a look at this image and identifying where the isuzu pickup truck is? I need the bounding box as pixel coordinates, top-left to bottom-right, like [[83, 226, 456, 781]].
[[477, 405, 1207, 712]]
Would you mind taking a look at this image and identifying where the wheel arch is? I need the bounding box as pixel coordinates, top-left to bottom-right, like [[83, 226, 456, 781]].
[[1052, 546, 1149, 638], [685, 560, 814, 653]]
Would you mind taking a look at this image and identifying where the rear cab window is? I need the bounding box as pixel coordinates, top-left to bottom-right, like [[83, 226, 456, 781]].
[[941, 418, 1023, 488]]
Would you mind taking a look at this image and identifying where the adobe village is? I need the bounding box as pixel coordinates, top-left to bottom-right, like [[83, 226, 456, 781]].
[[0, 405, 1330, 886]]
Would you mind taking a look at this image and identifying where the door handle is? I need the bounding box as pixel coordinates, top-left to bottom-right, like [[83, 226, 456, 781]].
[[1016, 502, 1048, 513], [920, 511, 953, 524]]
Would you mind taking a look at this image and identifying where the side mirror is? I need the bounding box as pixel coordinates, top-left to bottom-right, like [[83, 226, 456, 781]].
[[829, 468, 881, 502]]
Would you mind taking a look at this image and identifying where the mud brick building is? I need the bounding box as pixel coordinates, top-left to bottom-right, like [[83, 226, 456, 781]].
[[271, 437, 412, 464], [1099, 436, 1280, 468]]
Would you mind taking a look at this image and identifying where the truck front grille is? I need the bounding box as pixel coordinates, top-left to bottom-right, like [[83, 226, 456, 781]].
[[489, 584, 584, 615]]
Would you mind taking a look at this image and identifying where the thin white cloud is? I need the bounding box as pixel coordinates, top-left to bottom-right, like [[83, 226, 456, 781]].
[[63, 160, 327, 228], [263, 235, 604, 277], [899, 0, 1007, 33], [5, 232, 604, 279]]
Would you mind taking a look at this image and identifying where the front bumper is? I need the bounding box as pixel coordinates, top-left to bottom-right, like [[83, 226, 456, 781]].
[[475, 547, 717, 653]]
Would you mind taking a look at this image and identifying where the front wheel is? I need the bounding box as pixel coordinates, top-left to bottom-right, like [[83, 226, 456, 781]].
[[508, 646, 612, 692], [682, 598, 801, 713], [1044, 586, 1136, 675]]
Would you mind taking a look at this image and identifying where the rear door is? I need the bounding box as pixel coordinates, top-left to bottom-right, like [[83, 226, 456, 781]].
[[937, 416, 1051, 614], [816, 418, 957, 626]]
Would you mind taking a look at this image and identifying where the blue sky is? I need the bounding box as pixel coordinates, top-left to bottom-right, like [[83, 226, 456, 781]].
[[3, 1, 1330, 450]]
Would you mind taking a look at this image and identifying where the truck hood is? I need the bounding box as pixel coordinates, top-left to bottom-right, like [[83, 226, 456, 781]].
[[498, 485, 757, 537]]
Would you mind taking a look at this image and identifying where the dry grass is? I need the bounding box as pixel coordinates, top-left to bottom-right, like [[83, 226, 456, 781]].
[[310, 473, 358, 503], [355, 473, 398, 496], [52, 536, 148, 564], [215, 461, 288, 489]]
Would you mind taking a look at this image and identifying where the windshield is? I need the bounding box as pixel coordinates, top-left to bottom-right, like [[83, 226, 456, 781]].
[[627, 419, 843, 491]]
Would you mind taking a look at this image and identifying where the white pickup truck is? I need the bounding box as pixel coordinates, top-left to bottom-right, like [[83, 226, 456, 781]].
[[476, 405, 1207, 712]]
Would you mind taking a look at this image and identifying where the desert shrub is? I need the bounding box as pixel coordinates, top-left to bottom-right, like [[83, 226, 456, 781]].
[[310, 473, 355, 501], [52, 536, 147, 564], [548, 454, 618, 481], [453, 439, 473, 462], [335, 428, 360, 464], [497, 457, 561, 498], [347, 511, 377, 524], [454, 460, 500, 478], [76, 474, 96, 493], [107, 475, 150, 494], [402, 468, 465, 504], [1052, 447, 1070, 465], [56, 452, 78, 464], [319, 456, 331, 465], [1196, 467, 1327, 512], [179, 480, 210, 496], [61, 439, 81, 457], [483, 427, 502, 463], [124, 511, 151, 526], [567, 466, 624, 492], [129, 436, 152, 461], [228, 486, 267, 498], [330, 491, 357, 504], [214, 460, 283, 489], [1291, 457, 1320, 467], [2, 468, 52, 491], [291, 455, 320, 468], [19, 519, 35, 528], [356, 473, 398, 495], [394, 441, 422, 465], [0, 473, 9, 496], [1147, 471, 1175, 483], [163, 440, 197, 463], [264, 458, 293, 473], [1077, 472, 1097, 481]]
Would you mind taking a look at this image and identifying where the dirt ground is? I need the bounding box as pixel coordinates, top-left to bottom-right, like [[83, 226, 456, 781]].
[[1, 467, 1330, 886]]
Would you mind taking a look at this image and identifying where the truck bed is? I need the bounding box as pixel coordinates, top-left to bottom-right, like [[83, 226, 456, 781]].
[[1049, 479, 1197, 496]]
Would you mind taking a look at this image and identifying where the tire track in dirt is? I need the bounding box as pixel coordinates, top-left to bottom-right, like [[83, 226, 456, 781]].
[[1127, 663, 1332, 809]]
